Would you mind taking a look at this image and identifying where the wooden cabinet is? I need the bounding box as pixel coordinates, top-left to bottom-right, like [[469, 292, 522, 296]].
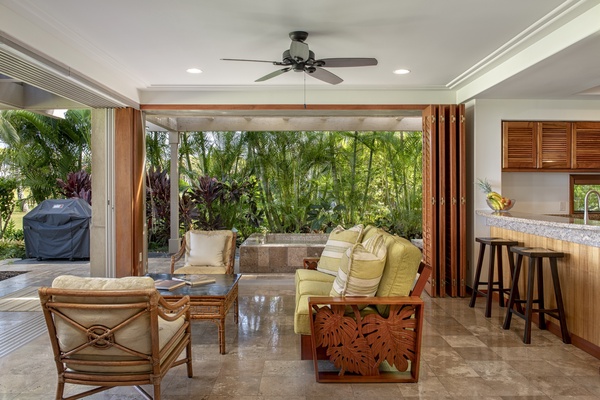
[[539, 122, 571, 169], [503, 120, 600, 171], [502, 121, 537, 169], [572, 122, 600, 169]]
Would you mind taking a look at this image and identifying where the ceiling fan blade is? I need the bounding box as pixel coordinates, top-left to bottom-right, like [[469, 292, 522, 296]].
[[221, 58, 279, 64], [290, 41, 310, 61], [306, 67, 343, 85], [255, 67, 292, 82], [317, 58, 378, 68]]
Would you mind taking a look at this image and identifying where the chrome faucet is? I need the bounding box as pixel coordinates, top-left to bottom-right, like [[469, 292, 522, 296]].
[[583, 189, 600, 224]]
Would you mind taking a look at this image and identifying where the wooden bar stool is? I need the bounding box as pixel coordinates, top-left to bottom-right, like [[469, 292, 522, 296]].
[[469, 237, 519, 317], [502, 246, 571, 344]]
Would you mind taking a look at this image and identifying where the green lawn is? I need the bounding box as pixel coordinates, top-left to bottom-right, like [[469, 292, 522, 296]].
[[11, 210, 26, 231]]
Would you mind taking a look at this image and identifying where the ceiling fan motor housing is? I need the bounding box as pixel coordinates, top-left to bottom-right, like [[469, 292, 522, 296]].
[[289, 31, 309, 42]]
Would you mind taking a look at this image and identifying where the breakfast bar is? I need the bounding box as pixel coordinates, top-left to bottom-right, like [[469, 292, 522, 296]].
[[477, 211, 600, 356]]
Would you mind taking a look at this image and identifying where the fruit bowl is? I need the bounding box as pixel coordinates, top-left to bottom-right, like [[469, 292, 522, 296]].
[[486, 198, 515, 212]]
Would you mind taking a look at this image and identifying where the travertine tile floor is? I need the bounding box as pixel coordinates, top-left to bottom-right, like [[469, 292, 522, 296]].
[[0, 256, 599, 399]]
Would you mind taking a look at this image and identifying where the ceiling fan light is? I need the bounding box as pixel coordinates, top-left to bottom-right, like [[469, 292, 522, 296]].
[[186, 68, 203, 74], [393, 68, 411, 75]]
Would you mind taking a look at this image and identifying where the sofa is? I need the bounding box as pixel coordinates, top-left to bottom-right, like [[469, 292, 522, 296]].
[[294, 224, 430, 382]]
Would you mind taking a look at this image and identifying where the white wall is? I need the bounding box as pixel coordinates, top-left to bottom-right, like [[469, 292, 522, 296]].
[[502, 172, 570, 214], [468, 98, 600, 283]]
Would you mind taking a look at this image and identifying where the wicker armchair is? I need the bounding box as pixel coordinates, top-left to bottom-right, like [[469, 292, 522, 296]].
[[171, 230, 237, 275], [38, 275, 193, 400]]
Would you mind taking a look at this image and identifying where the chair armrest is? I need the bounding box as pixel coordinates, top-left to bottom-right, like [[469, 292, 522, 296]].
[[410, 261, 432, 297], [303, 257, 320, 270], [170, 236, 187, 273], [225, 231, 237, 274], [158, 294, 191, 321]]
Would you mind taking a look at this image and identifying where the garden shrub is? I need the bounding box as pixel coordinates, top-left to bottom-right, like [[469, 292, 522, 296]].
[[0, 239, 25, 259], [0, 177, 18, 239]]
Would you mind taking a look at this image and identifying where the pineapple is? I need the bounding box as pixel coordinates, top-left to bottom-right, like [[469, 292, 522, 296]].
[[476, 178, 492, 194]]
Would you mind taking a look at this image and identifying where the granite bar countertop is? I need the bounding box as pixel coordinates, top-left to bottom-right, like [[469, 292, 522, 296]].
[[477, 210, 600, 247]]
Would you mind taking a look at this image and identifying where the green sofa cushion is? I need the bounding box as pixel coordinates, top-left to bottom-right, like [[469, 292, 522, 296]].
[[294, 279, 333, 335], [375, 230, 422, 314], [295, 268, 336, 305]]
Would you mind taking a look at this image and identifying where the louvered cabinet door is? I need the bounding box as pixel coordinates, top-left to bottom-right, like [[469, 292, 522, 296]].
[[572, 122, 600, 169], [502, 121, 537, 170], [539, 122, 571, 169]]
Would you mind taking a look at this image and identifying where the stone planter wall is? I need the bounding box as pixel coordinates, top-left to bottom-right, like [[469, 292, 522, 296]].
[[239, 233, 328, 273]]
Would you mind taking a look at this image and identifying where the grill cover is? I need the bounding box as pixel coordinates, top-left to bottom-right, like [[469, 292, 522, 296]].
[[23, 199, 91, 260]]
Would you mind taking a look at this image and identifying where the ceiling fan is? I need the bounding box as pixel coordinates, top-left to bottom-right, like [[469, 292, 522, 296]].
[[222, 31, 378, 85]]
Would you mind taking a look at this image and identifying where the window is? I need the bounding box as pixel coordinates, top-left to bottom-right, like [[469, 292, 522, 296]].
[[570, 174, 600, 214]]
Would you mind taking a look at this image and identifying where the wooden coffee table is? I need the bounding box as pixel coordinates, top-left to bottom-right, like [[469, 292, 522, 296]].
[[148, 273, 240, 354]]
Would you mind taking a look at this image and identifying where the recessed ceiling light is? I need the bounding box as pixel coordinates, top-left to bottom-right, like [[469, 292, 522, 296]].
[[186, 68, 203, 74], [393, 69, 411, 75]]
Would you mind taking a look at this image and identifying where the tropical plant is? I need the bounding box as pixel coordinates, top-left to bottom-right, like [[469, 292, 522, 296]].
[[0, 110, 91, 203], [178, 191, 198, 231], [3, 220, 24, 241], [146, 168, 171, 250], [0, 177, 18, 239], [306, 199, 346, 233], [146, 131, 169, 172], [146, 129, 423, 245], [56, 170, 92, 205], [189, 175, 224, 230]]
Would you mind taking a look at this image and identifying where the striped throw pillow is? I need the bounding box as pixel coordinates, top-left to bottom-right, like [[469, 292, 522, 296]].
[[330, 234, 387, 297], [316, 224, 364, 276]]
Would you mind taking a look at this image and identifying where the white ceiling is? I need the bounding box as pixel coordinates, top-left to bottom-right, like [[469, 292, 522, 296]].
[[1, 0, 600, 112]]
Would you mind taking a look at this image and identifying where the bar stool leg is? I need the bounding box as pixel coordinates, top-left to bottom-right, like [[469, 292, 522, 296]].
[[503, 254, 523, 330], [497, 245, 505, 307], [485, 244, 496, 318], [536, 258, 546, 330], [549, 258, 571, 344], [524, 256, 536, 344], [507, 250, 523, 314], [469, 242, 486, 308]]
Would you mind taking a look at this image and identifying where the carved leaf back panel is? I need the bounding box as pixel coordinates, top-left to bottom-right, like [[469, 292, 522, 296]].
[[311, 302, 421, 377]]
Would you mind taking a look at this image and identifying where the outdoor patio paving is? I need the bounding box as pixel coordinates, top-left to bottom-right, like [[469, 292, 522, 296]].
[[0, 256, 598, 399]]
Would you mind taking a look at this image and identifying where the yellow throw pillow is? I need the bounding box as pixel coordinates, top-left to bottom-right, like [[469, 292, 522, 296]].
[[330, 234, 387, 297], [316, 224, 363, 276]]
